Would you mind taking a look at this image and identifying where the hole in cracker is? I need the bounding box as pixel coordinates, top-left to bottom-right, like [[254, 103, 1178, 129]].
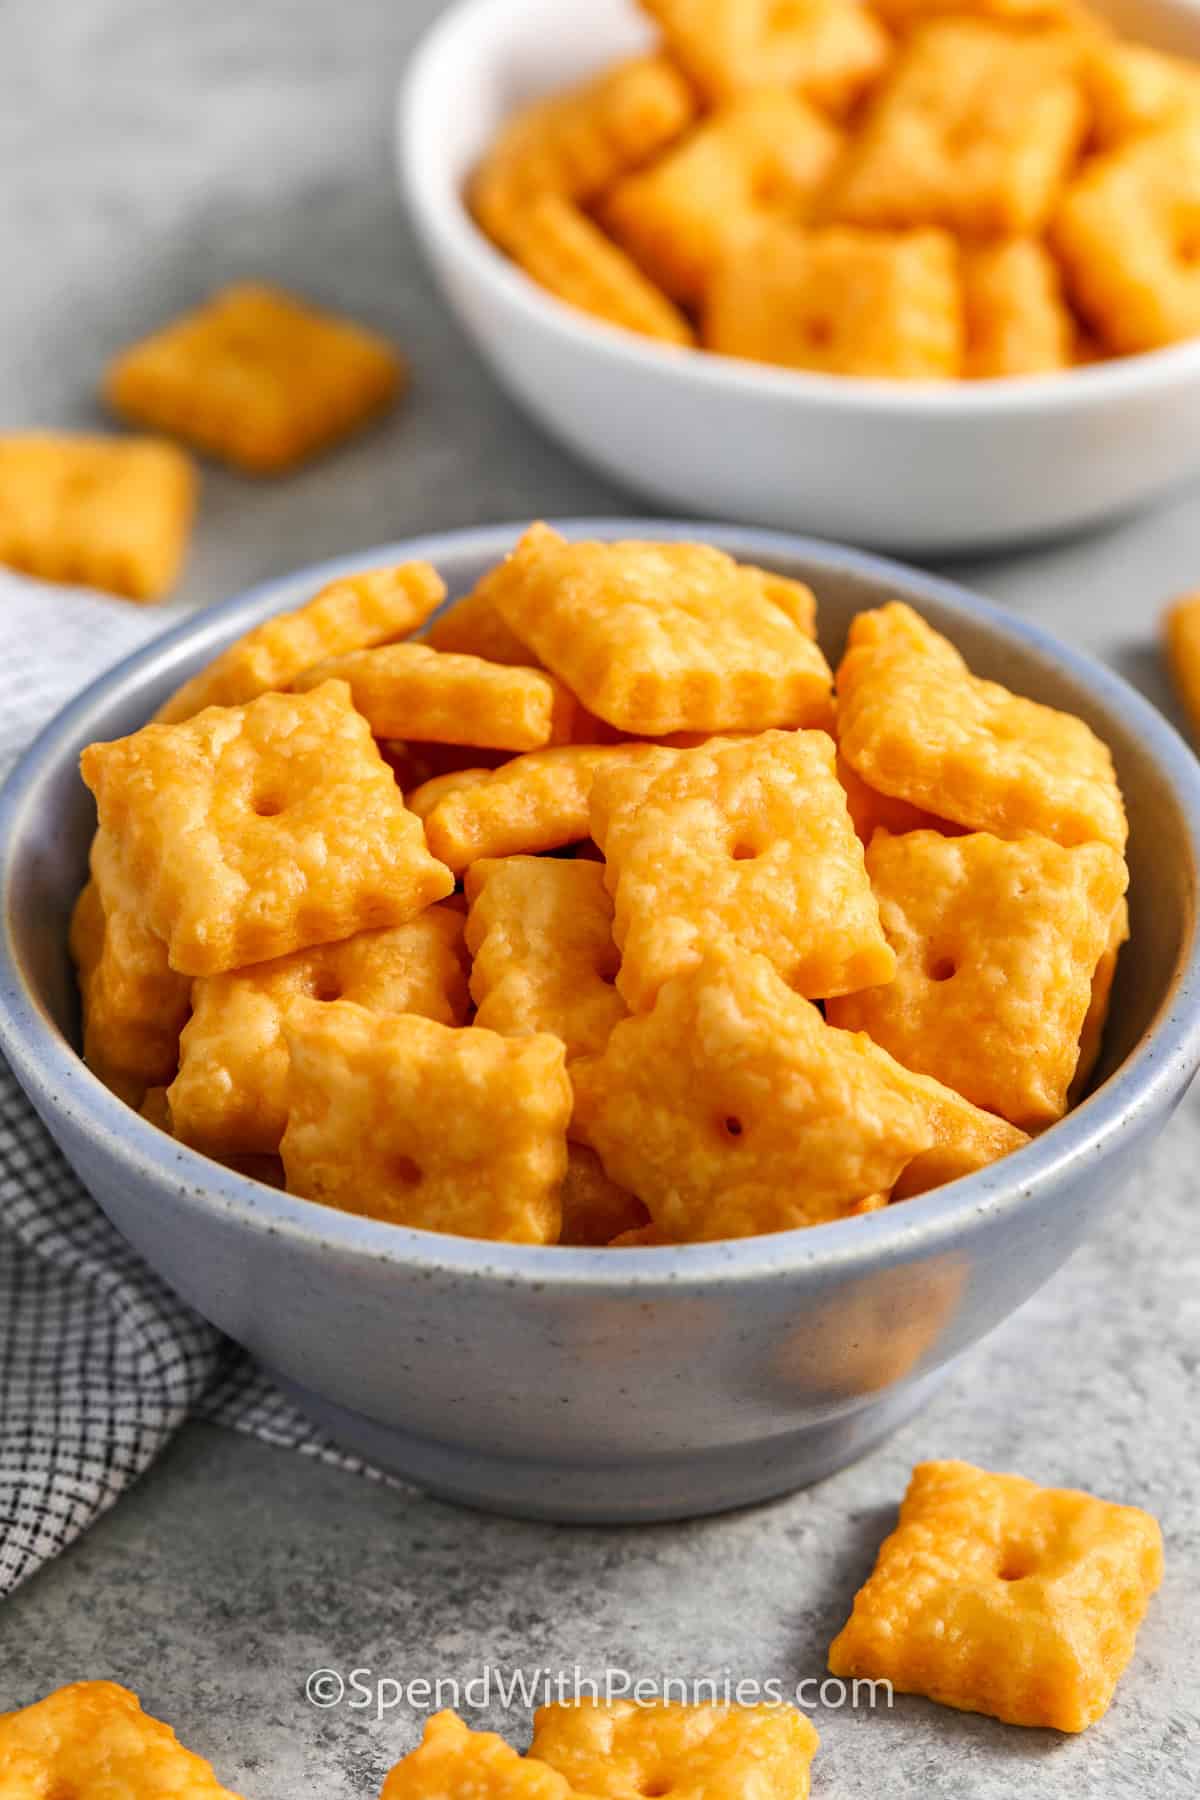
[[719, 1115, 745, 1142], [731, 838, 761, 861], [310, 972, 343, 1003], [641, 1780, 673, 1797], [996, 1543, 1038, 1582], [928, 955, 957, 982], [804, 317, 834, 351], [252, 791, 286, 817], [389, 1154, 422, 1188]]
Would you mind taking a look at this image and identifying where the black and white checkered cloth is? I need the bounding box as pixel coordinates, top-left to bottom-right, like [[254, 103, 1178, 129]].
[[0, 573, 384, 1600]]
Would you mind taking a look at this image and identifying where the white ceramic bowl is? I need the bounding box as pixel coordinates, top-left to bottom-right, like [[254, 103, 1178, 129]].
[[398, 0, 1200, 555]]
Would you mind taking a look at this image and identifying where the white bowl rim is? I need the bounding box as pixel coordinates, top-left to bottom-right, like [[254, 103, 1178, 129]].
[[2, 519, 1200, 1291], [398, 0, 1200, 419]]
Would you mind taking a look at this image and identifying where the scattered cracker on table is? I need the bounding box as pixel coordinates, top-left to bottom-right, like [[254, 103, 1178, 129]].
[[503, 194, 696, 345], [531, 1697, 819, 1800], [705, 221, 963, 378], [0, 432, 195, 601], [602, 89, 843, 306], [828, 1459, 1164, 1731], [484, 525, 832, 735], [0, 1680, 244, 1799], [836, 601, 1128, 850], [81, 680, 453, 976], [571, 951, 938, 1240], [590, 730, 895, 1007], [167, 905, 468, 1158], [69, 831, 191, 1108], [1163, 589, 1200, 740], [294, 641, 578, 750], [382, 1711, 573, 1800], [470, 54, 696, 247], [1054, 122, 1200, 353], [104, 283, 404, 474], [642, 0, 890, 115], [827, 829, 1128, 1127], [465, 856, 626, 1061], [280, 999, 570, 1242], [155, 560, 445, 723]]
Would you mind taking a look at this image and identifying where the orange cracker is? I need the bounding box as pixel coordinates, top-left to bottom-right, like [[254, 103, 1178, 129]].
[[470, 55, 696, 246], [828, 829, 1127, 1126], [1164, 590, 1200, 739], [484, 525, 832, 735], [1085, 40, 1200, 148], [828, 1459, 1164, 1732], [280, 1000, 570, 1242], [425, 580, 537, 666], [0, 1679, 244, 1798], [875, 0, 1074, 22], [69, 832, 191, 1108], [835, 602, 1128, 850], [1054, 123, 1200, 353], [104, 283, 403, 474], [166, 905, 468, 1157], [559, 1145, 649, 1245], [294, 642, 578, 751], [1070, 894, 1129, 1105], [464, 856, 626, 1060], [530, 1697, 819, 1800], [962, 238, 1074, 379], [836, 752, 947, 841], [155, 561, 445, 724], [590, 731, 895, 1007], [417, 744, 661, 874], [382, 1711, 572, 1800], [572, 951, 935, 1239], [81, 680, 453, 977], [891, 1067, 1029, 1198], [502, 194, 695, 346], [825, 20, 1087, 237], [0, 432, 195, 602], [640, 0, 890, 115], [601, 90, 843, 306], [705, 221, 963, 379]]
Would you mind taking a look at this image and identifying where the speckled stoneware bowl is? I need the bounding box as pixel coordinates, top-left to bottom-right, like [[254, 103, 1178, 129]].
[[3, 521, 1200, 1524]]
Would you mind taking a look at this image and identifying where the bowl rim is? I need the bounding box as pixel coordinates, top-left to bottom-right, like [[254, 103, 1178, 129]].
[[3, 517, 1200, 1293], [397, 0, 1200, 419]]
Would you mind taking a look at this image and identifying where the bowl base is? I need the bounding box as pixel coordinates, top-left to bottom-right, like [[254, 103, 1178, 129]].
[[270, 1364, 953, 1524]]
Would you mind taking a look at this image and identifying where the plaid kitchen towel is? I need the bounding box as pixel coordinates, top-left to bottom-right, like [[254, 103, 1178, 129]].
[[0, 572, 385, 1601]]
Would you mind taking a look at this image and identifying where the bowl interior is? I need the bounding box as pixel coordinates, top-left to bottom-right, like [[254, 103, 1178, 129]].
[[3, 522, 1194, 1120]]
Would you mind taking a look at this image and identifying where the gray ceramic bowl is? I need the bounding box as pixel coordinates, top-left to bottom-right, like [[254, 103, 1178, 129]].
[[3, 521, 1200, 1525]]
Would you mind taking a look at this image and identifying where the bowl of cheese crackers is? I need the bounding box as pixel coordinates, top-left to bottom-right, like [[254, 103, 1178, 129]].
[[1, 519, 1199, 1522], [400, 0, 1200, 552]]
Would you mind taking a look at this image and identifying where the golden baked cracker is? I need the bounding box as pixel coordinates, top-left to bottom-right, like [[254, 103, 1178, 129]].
[[81, 680, 453, 977], [1070, 894, 1128, 1104], [484, 525, 832, 735], [1085, 40, 1200, 147], [70, 832, 191, 1108], [559, 1145, 649, 1245], [531, 1698, 819, 1800], [826, 21, 1087, 236], [1054, 123, 1200, 352], [828, 1459, 1164, 1731], [835, 602, 1128, 850], [962, 238, 1074, 378], [155, 561, 445, 724], [280, 1000, 570, 1242], [890, 1065, 1029, 1197], [418, 744, 662, 873], [382, 1711, 572, 1800], [104, 283, 403, 474], [470, 55, 696, 246], [0, 1680, 244, 1798], [828, 829, 1128, 1127], [641, 0, 890, 114], [0, 433, 195, 602], [705, 221, 963, 378], [572, 952, 934, 1240], [608, 1222, 672, 1246], [601, 90, 843, 306], [1165, 589, 1200, 741], [875, 0, 1075, 24], [167, 905, 468, 1157], [294, 642, 578, 751], [425, 580, 537, 665], [590, 731, 895, 1008], [503, 195, 695, 346], [464, 856, 626, 1059], [836, 752, 948, 841], [405, 765, 495, 821]]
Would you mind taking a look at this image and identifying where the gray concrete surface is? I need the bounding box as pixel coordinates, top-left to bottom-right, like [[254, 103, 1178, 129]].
[[1, 0, 1198, 1793]]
